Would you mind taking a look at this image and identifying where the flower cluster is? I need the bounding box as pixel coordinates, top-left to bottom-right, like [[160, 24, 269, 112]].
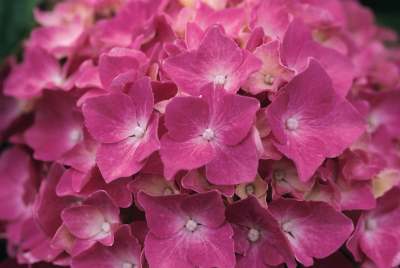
[[1, 0, 400, 267]]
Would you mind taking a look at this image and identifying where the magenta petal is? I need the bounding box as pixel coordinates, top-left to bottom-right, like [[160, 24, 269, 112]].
[[98, 47, 148, 89], [180, 191, 225, 228], [204, 86, 259, 145], [134, 113, 160, 162], [82, 93, 137, 143], [145, 224, 235, 268], [281, 19, 354, 96], [160, 135, 215, 179], [25, 92, 83, 161], [269, 199, 354, 266], [186, 224, 235, 268], [266, 60, 365, 181], [0, 147, 32, 220], [206, 134, 259, 185], [163, 25, 250, 95], [127, 77, 154, 124], [61, 205, 105, 239], [164, 96, 210, 141], [144, 232, 192, 268], [72, 225, 141, 268], [137, 192, 186, 238], [96, 137, 144, 182]]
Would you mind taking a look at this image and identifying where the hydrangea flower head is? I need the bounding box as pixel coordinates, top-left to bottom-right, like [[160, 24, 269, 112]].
[[1, 0, 400, 267]]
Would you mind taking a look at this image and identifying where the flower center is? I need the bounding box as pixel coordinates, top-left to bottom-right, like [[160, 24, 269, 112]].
[[163, 187, 173, 195], [247, 228, 260, 242], [273, 169, 286, 181], [69, 128, 82, 143], [101, 222, 111, 233], [122, 262, 135, 268], [264, 74, 275, 86], [132, 126, 145, 138], [185, 219, 198, 232], [245, 183, 255, 195], [285, 117, 299, 131], [214, 75, 226, 86], [202, 128, 215, 141]]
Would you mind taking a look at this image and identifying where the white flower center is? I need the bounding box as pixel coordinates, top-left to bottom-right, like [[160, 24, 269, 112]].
[[163, 187, 173, 195], [264, 74, 275, 86], [101, 222, 111, 233], [132, 126, 145, 138], [185, 219, 198, 232], [245, 184, 255, 195], [202, 128, 215, 141], [69, 128, 82, 143], [122, 262, 134, 268], [214, 75, 226, 85], [247, 228, 260, 242], [273, 169, 286, 181], [285, 117, 299, 131]]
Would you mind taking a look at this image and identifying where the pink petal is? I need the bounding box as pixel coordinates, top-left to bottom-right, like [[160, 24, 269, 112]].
[[164, 96, 210, 141], [269, 199, 354, 266], [137, 192, 186, 238], [96, 137, 144, 182], [127, 77, 154, 123], [206, 133, 259, 185], [82, 93, 137, 143], [160, 135, 215, 179]]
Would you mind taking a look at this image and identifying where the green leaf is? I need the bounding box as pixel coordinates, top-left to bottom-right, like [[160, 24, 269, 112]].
[[0, 0, 37, 62]]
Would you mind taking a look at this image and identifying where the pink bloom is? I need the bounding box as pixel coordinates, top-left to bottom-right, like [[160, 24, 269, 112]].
[[281, 19, 355, 97], [347, 188, 400, 268], [57, 167, 133, 208], [244, 40, 293, 95], [25, 92, 83, 162], [27, 21, 85, 58], [250, 0, 290, 40], [83, 77, 160, 181], [163, 25, 261, 95], [61, 190, 120, 246], [192, 3, 247, 38], [72, 225, 142, 268], [269, 198, 354, 266], [98, 47, 148, 89], [4, 47, 64, 99], [127, 173, 180, 198], [266, 60, 365, 181], [160, 85, 260, 184], [138, 191, 235, 268], [181, 168, 235, 197], [0, 147, 35, 220], [226, 196, 296, 268], [266, 159, 314, 200]]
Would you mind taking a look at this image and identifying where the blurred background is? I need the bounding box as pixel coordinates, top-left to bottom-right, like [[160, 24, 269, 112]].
[[0, 0, 399, 63]]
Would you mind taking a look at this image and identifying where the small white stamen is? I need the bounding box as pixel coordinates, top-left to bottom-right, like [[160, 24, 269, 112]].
[[101, 222, 111, 233], [245, 184, 255, 195], [264, 74, 275, 86], [364, 219, 376, 231], [132, 126, 145, 138], [247, 228, 260, 242], [122, 262, 134, 268], [163, 187, 173, 195], [273, 169, 286, 181], [202, 128, 215, 141], [214, 75, 226, 85], [185, 219, 198, 232], [285, 117, 299, 131], [69, 129, 82, 143]]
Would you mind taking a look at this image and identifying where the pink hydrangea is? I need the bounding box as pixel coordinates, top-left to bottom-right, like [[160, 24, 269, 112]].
[[1, 0, 400, 267]]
